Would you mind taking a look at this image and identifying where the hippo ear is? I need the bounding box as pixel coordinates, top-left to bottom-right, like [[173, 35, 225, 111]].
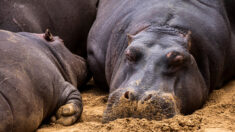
[[184, 31, 192, 51], [166, 51, 185, 68], [43, 29, 54, 42], [127, 34, 134, 46]]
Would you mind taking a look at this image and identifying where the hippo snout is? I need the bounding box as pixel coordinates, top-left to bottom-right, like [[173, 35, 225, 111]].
[[102, 90, 179, 123]]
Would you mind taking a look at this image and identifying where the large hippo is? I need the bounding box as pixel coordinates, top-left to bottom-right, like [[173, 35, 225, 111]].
[[87, 0, 235, 122], [225, 0, 235, 31], [0, 0, 98, 57], [0, 29, 88, 132]]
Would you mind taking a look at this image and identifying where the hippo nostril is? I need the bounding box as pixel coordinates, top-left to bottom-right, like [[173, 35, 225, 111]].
[[144, 94, 152, 101], [124, 91, 130, 99]]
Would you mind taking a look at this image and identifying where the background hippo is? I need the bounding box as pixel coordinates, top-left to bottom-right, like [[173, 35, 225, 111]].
[[0, 0, 98, 57], [0, 30, 88, 132], [87, 0, 235, 122], [225, 0, 235, 31]]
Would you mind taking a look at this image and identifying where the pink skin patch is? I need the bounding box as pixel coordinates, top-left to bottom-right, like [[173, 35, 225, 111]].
[[166, 52, 173, 58], [34, 33, 44, 38], [174, 55, 184, 62]]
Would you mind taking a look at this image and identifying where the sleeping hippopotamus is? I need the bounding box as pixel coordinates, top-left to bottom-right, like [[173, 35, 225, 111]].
[[0, 29, 88, 132], [0, 0, 98, 57], [87, 0, 235, 122]]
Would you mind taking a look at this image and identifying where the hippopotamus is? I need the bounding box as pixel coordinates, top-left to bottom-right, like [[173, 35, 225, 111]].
[[0, 29, 88, 132], [0, 0, 98, 57], [87, 0, 235, 122], [225, 0, 235, 31]]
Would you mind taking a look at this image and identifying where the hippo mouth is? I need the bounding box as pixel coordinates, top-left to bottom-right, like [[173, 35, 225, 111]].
[[102, 89, 180, 123]]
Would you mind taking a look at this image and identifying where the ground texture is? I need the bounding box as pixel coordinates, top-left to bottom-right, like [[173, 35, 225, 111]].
[[37, 81, 235, 132]]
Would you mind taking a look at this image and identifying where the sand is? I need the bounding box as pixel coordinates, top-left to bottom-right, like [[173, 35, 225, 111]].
[[37, 80, 235, 132]]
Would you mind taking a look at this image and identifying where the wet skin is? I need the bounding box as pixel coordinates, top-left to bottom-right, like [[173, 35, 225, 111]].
[[87, 0, 235, 122], [0, 30, 89, 132]]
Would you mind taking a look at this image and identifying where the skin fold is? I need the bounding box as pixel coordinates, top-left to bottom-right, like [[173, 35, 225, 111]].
[[0, 30, 89, 132]]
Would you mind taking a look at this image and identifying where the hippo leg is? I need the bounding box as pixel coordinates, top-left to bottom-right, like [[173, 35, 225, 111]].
[[52, 82, 83, 126], [0, 93, 13, 131]]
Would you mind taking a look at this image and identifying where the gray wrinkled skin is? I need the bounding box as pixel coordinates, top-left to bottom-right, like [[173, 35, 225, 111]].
[[0, 0, 98, 57], [87, 0, 235, 123], [0, 30, 89, 132]]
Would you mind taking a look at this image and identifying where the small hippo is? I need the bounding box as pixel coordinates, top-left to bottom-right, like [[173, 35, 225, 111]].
[[0, 29, 88, 131], [87, 0, 235, 122]]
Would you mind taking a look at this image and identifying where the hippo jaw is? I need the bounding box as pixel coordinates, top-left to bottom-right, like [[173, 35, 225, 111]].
[[102, 26, 208, 123]]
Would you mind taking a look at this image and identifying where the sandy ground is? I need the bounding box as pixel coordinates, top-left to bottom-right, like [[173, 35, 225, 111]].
[[37, 80, 235, 132]]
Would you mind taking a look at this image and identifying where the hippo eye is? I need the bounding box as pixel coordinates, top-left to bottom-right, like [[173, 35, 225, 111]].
[[125, 48, 142, 62]]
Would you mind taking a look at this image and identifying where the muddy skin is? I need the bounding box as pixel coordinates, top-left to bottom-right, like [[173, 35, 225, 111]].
[[0, 30, 89, 132], [103, 90, 179, 123], [87, 0, 235, 123]]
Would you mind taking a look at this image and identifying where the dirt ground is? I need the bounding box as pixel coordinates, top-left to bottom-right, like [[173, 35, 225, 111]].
[[37, 80, 235, 132]]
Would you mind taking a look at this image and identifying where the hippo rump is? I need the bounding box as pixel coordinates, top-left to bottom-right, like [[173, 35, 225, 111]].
[[87, 0, 235, 122], [0, 30, 88, 132], [0, 0, 98, 57]]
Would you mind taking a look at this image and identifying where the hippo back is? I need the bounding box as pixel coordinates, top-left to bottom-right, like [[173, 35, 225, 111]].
[[0, 0, 98, 57], [0, 30, 63, 131], [0, 29, 88, 131]]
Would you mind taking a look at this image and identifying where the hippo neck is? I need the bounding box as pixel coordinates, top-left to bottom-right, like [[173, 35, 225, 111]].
[[47, 44, 79, 86], [20, 32, 79, 86], [46, 43, 89, 88]]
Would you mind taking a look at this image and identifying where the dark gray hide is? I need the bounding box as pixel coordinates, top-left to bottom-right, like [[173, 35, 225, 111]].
[[0, 30, 88, 132], [87, 0, 235, 122], [0, 0, 98, 57]]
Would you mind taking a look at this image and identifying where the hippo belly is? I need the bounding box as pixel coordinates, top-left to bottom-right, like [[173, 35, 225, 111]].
[[0, 30, 88, 132]]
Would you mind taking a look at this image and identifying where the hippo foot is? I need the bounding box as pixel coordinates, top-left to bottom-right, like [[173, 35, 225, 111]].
[[51, 103, 82, 126]]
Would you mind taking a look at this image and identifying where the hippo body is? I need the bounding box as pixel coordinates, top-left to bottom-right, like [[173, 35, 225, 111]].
[[0, 0, 98, 56], [0, 30, 88, 132], [225, 0, 235, 31], [87, 0, 235, 122]]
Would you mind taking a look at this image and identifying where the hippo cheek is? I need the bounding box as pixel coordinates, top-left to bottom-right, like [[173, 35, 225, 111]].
[[102, 90, 179, 123]]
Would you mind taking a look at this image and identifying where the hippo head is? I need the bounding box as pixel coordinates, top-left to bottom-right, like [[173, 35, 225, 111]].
[[103, 26, 208, 123]]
